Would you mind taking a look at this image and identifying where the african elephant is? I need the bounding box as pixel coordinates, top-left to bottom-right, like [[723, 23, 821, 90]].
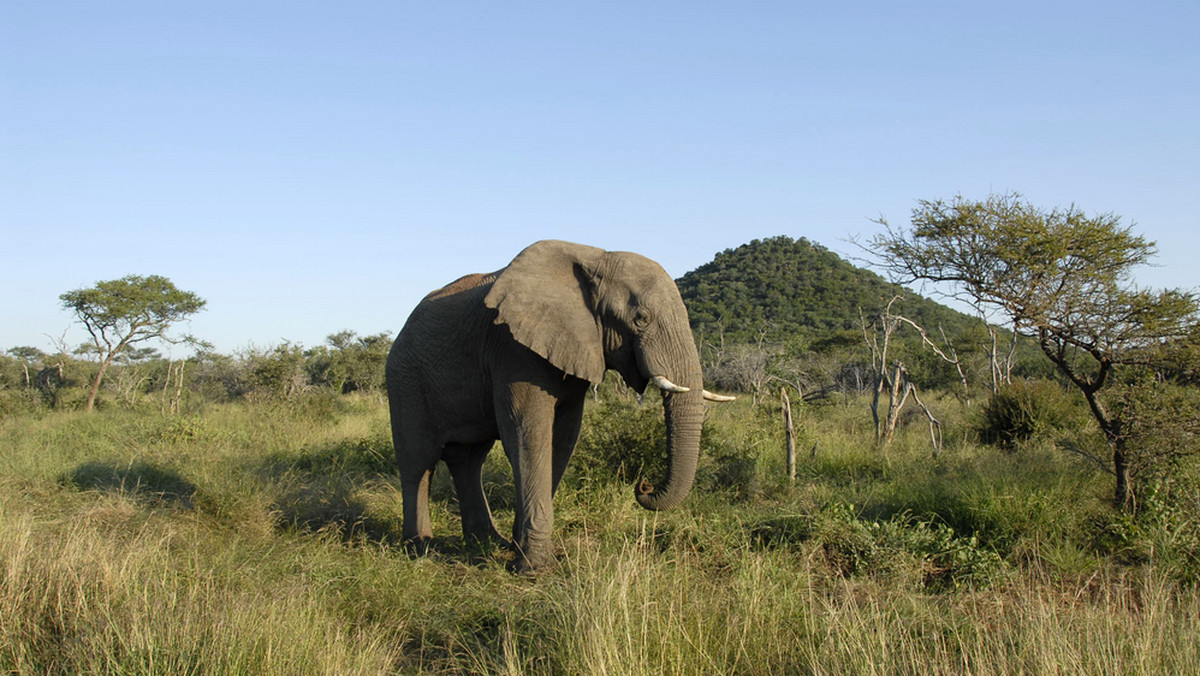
[[386, 239, 732, 571]]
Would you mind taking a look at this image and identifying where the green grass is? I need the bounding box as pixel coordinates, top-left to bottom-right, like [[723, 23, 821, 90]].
[[2, 393, 1198, 674]]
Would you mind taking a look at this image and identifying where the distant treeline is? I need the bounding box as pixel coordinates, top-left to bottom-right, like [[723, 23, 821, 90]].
[[0, 322, 1052, 417], [0, 330, 392, 413]]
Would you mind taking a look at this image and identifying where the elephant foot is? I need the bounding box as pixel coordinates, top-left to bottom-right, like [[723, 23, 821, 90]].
[[509, 554, 558, 575], [404, 536, 432, 558], [509, 542, 557, 574], [507, 555, 541, 575]]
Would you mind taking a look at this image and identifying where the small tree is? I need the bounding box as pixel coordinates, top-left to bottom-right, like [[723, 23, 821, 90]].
[[860, 296, 949, 453], [870, 193, 1198, 507], [60, 275, 206, 412], [5, 346, 46, 388]]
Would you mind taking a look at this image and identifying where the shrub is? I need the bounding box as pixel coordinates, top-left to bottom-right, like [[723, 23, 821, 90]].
[[0, 387, 44, 417], [1110, 376, 1200, 498], [977, 379, 1085, 449], [1098, 482, 1200, 584], [573, 389, 778, 499], [1097, 375, 1200, 582], [751, 502, 1006, 590], [571, 388, 666, 487], [697, 400, 777, 500]]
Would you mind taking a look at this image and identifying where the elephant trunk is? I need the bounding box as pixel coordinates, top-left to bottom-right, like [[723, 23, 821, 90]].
[[635, 387, 703, 511]]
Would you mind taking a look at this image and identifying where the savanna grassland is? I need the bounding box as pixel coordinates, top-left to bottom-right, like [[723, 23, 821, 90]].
[[3, 385, 1199, 675]]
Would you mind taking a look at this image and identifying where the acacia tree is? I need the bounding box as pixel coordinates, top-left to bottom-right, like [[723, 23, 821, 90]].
[[60, 275, 206, 412], [870, 193, 1198, 507]]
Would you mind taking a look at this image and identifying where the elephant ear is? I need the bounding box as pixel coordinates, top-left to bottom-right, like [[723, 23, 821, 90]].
[[484, 240, 608, 383]]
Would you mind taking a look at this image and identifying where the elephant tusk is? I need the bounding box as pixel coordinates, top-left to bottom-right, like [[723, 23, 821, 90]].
[[651, 375, 690, 393], [703, 390, 737, 402]]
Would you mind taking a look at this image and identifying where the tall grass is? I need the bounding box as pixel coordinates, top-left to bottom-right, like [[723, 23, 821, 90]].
[[2, 393, 1198, 674], [0, 496, 402, 674]]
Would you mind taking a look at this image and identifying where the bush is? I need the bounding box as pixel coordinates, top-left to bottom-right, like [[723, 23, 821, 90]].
[[697, 400, 777, 500], [1099, 375, 1200, 582], [752, 502, 1006, 591], [572, 386, 776, 500], [977, 379, 1085, 449], [1097, 482, 1200, 584], [1110, 377, 1200, 496], [0, 387, 44, 417], [571, 388, 667, 487]]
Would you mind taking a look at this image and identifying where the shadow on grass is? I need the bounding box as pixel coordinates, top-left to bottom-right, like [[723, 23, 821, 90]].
[[259, 435, 517, 563], [271, 479, 404, 544], [66, 461, 198, 509], [259, 435, 405, 545]]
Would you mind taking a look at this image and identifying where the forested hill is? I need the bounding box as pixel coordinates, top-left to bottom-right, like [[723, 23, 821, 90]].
[[676, 236, 978, 347]]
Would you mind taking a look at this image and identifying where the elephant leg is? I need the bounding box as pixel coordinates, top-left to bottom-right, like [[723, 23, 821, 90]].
[[445, 441, 503, 546], [551, 382, 589, 495], [498, 383, 558, 572], [401, 465, 435, 555]]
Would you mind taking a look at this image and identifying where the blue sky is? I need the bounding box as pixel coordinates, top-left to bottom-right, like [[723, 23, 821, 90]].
[[3, 1, 1198, 355]]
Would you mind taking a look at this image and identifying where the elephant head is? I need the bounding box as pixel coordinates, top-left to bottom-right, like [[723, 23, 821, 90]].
[[484, 240, 729, 511]]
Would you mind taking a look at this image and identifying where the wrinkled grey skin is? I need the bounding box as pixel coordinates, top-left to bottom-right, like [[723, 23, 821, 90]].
[[386, 240, 709, 571]]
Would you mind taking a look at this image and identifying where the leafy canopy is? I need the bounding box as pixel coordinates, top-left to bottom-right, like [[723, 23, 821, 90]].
[[60, 275, 206, 354], [870, 193, 1197, 372]]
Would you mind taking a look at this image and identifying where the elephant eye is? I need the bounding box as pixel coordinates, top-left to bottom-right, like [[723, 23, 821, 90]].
[[633, 307, 652, 330]]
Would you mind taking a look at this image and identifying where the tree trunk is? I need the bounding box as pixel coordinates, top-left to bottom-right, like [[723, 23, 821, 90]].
[[172, 361, 186, 414], [85, 358, 113, 412], [879, 364, 910, 447], [1076, 383, 1131, 510], [1113, 440, 1131, 510], [782, 387, 796, 482]]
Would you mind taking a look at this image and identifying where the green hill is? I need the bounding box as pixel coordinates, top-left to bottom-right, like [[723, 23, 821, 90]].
[[677, 235, 978, 348]]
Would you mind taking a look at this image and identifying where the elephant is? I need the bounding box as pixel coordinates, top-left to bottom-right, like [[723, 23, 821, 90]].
[[386, 239, 733, 571]]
